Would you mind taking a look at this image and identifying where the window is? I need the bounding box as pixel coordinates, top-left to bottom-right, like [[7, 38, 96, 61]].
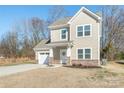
[[84, 25, 91, 36], [77, 48, 91, 59], [61, 29, 67, 40], [77, 26, 83, 37], [77, 49, 83, 59], [76, 24, 91, 37], [85, 49, 91, 59]]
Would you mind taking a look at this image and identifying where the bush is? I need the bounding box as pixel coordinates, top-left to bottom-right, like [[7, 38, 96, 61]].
[[115, 52, 124, 60], [72, 64, 76, 66], [72, 63, 81, 67]]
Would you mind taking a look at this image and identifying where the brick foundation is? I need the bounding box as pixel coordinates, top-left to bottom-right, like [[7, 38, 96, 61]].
[[71, 60, 100, 67], [49, 57, 99, 66]]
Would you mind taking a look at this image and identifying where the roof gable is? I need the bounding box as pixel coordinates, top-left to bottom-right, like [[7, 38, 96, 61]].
[[68, 7, 101, 24], [48, 7, 102, 29], [48, 17, 72, 28], [33, 39, 50, 50]]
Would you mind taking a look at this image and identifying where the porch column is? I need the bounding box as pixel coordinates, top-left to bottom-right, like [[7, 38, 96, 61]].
[[49, 48, 53, 64], [67, 47, 71, 64]]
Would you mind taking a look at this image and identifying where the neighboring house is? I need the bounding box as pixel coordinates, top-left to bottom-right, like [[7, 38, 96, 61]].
[[34, 7, 102, 66]]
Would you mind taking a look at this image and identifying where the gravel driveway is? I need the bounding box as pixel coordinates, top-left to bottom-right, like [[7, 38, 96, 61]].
[[0, 64, 61, 77]]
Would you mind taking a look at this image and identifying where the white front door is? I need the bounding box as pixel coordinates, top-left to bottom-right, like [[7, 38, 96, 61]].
[[60, 49, 67, 64]]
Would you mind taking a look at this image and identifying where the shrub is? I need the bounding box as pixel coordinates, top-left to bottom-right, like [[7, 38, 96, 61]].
[[78, 63, 82, 67], [72, 63, 76, 66], [115, 51, 124, 60]]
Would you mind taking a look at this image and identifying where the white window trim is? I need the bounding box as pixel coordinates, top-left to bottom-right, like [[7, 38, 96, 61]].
[[76, 24, 92, 38], [77, 48, 83, 59], [76, 25, 83, 38], [76, 48, 92, 60], [84, 48, 92, 60], [60, 28, 68, 41], [83, 24, 92, 37]]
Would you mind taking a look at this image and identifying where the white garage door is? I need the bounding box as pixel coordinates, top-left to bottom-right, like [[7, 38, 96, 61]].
[[38, 52, 49, 64]]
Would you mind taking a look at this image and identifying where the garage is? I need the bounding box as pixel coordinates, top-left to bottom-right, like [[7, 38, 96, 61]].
[[33, 39, 50, 64], [38, 51, 49, 64]]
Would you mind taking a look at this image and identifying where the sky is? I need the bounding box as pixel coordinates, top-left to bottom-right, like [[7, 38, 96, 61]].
[[0, 5, 102, 37]]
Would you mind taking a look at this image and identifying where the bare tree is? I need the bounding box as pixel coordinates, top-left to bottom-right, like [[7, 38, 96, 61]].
[[47, 5, 67, 24], [102, 6, 124, 60], [13, 18, 47, 57], [46, 6, 67, 38], [29, 17, 47, 46], [0, 6, 68, 58], [0, 30, 19, 58]]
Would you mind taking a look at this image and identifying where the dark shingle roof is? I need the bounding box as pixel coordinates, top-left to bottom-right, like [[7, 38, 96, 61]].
[[49, 17, 72, 27]]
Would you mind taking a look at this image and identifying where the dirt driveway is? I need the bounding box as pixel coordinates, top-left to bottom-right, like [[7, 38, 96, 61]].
[[0, 62, 124, 88]]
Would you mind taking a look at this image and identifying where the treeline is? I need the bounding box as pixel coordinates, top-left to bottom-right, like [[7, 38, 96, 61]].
[[0, 6, 124, 60], [0, 17, 47, 58], [0, 6, 67, 58], [101, 6, 124, 60]]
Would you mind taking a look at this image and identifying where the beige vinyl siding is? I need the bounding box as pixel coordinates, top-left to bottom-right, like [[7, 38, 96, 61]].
[[50, 28, 69, 42], [51, 29, 61, 42], [70, 11, 99, 60]]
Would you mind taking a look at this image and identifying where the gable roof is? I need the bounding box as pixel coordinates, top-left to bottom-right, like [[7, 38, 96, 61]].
[[48, 17, 72, 28], [68, 7, 101, 24], [33, 39, 50, 50], [48, 7, 102, 29]]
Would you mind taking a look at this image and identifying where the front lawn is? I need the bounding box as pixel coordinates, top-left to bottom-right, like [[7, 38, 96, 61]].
[[0, 58, 36, 66], [0, 62, 124, 88]]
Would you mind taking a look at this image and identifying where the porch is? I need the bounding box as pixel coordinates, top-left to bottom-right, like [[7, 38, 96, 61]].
[[46, 41, 73, 65]]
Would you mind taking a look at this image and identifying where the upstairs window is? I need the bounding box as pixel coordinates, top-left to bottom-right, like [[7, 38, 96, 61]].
[[84, 25, 91, 36], [77, 26, 83, 37], [61, 29, 67, 40], [76, 24, 91, 37]]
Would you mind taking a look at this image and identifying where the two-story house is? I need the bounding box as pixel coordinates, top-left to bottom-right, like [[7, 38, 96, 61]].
[[34, 7, 102, 66]]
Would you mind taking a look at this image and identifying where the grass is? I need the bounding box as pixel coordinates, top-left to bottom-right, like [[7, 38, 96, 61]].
[[95, 69, 118, 79], [0, 58, 36, 66], [0, 62, 124, 88], [0, 62, 36, 67]]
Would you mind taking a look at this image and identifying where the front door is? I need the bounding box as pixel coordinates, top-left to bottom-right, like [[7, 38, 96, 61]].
[[60, 49, 67, 64]]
